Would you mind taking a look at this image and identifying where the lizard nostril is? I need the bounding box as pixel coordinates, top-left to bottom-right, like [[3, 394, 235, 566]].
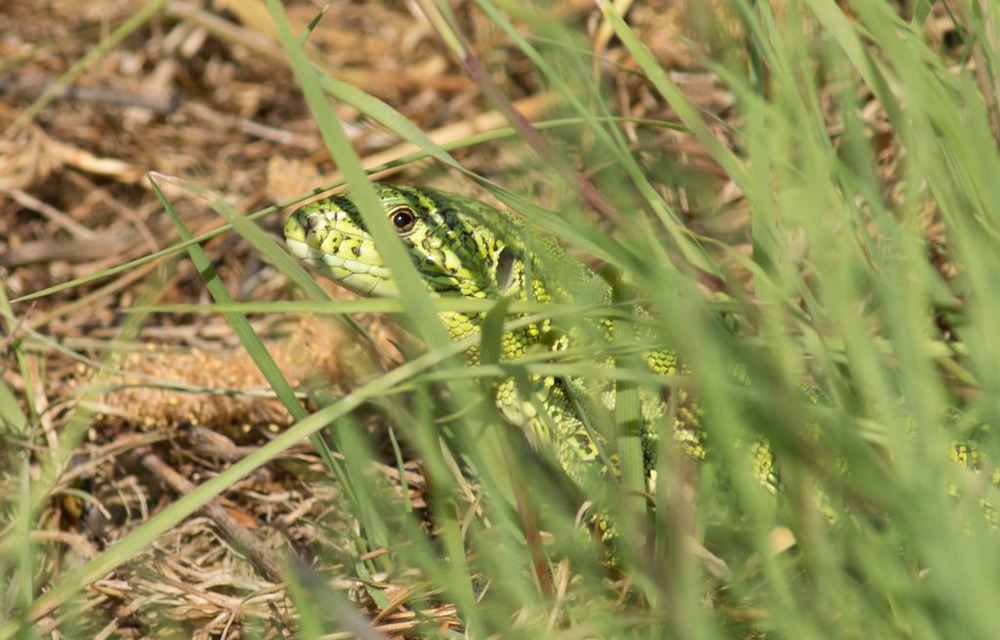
[[305, 214, 320, 230]]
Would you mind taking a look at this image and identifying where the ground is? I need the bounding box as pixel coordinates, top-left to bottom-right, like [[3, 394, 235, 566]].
[[0, 1, 972, 638]]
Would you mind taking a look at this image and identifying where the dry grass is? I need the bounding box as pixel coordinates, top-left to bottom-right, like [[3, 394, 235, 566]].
[[0, 1, 977, 638]]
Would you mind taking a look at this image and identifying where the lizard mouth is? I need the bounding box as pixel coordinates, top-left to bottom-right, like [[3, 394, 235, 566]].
[[284, 235, 325, 268], [284, 236, 396, 297]]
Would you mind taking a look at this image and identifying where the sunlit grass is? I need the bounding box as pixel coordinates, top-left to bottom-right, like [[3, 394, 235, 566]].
[[3, 1, 1000, 638], [261, 1, 1000, 637]]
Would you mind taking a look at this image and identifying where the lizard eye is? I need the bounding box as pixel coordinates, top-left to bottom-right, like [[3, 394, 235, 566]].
[[389, 207, 416, 232]]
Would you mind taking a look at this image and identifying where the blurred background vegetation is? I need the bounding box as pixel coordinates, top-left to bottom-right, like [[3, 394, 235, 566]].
[[2, 0, 999, 638]]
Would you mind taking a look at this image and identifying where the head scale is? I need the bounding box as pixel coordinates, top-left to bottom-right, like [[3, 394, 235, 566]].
[[285, 183, 525, 299]]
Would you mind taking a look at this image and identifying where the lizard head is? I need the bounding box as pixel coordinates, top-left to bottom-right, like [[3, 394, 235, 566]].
[[284, 183, 524, 299]]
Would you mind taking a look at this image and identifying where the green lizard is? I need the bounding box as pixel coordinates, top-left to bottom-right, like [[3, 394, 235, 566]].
[[283, 183, 994, 548], [283, 184, 729, 541]]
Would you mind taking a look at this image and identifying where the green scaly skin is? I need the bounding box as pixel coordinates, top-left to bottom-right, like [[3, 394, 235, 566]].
[[284, 184, 997, 548], [284, 184, 724, 544]]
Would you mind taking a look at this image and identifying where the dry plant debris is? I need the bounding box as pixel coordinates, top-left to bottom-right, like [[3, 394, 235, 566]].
[[0, 0, 970, 637]]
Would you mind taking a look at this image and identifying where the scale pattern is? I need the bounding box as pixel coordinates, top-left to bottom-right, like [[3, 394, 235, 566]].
[[284, 184, 773, 539]]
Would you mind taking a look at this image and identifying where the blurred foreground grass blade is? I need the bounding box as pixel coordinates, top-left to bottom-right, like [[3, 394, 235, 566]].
[[0, 379, 27, 437], [266, 0, 502, 629], [316, 73, 472, 179], [285, 558, 389, 640], [0, 287, 30, 439], [148, 177, 341, 473], [597, 1, 748, 192], [153, 177, 425, 596], [474, 0, 715, 274], [19, 1, 992, 637], [416, 0, 629, 227], [267, 0, 453, 356]]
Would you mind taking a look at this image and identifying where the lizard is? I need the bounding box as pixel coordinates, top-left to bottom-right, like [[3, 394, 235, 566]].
[[281, 182, 754, 546], [283, 182, 998, 561]]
